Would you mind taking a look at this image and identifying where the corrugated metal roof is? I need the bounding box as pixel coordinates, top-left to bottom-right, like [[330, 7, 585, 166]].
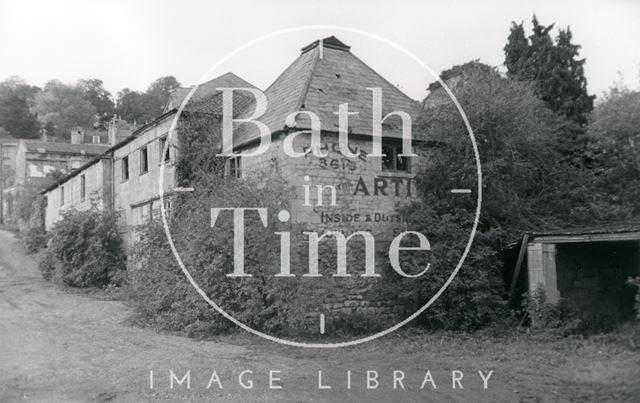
[[529, 224, 640, 238]]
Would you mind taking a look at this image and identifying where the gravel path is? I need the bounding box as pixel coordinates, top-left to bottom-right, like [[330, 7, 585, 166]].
[[1, 229, 637, 402]]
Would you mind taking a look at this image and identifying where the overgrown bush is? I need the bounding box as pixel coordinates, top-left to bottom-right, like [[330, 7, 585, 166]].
[[24, 225, 48, 254], [522, 286, 626, 336], [373, 204, 509, 331], [126, 171, 311, 335], [39, 208, 126, 287]]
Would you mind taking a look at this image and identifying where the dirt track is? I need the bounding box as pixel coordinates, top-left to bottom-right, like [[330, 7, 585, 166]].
[[1, 229, 638, 402]]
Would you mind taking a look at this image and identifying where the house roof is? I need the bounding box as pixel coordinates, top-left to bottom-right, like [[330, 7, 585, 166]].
[[165, 72, 258, 113], [22, 140, 108, 156], [233, 36, 421, 148], [0, 136, 18, 145], [41, 110, 178, 194], [528, 225, 640, 241], [503, 224, 640, 250]]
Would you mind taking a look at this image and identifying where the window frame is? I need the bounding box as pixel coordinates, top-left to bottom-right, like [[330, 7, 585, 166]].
[[225, 156, 242, 179], [140, 146, 149, 175], [121, 156, 129, 182], [80, 174, 86, 200], [159, 136, 171, 164], [381, 142, 411, 173]]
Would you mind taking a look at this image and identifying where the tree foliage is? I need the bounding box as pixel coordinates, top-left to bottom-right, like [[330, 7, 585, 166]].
[[116, 76, 180, 124], [504, 16, 594, 127], [39, 208, 126, 287], [390, 64, 634, 330], [586, 85, 640, 218], [78, 78, 115, 128], [0, 76, 40, 138], [32, 80, 97, 139]]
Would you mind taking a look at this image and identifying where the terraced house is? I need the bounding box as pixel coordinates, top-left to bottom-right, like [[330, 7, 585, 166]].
[[42, 72, 256, 242]]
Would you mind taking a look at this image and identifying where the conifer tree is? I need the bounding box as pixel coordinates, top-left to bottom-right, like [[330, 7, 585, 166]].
[[504, 15, 594, 126]]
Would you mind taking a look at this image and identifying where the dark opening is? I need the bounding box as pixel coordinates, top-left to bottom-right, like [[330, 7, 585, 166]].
[[556, 240, 640, 327]]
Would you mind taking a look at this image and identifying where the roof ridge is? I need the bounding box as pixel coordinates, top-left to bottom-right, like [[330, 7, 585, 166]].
[[293, 45, 321, 116]]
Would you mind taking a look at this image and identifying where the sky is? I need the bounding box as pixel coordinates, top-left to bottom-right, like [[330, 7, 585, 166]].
[[0, 0, 638, 101]]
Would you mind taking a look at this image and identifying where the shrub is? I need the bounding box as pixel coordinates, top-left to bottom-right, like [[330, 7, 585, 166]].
[[24, 225, 48, 254], [126, 174, 312, 336], [39, 208, 126, 288], [126, 170, 394, 338], [522, 286, 623, 336], [373, 203, 509, 331]]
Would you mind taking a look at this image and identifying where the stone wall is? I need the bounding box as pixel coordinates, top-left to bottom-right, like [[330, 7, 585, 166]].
[[240, 130, 428, 321], [112, 115, 177, 244], [44, 158, 112, 230]]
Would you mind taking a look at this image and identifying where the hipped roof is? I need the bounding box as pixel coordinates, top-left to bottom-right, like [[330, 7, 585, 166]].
[[233, 36, 421, 148]]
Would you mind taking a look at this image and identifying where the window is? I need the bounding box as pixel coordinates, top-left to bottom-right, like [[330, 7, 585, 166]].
[[60, 186, 65, 206], [144, 202, 153, 222], [121, 156, 129, 181], [159, 136, 171, 163], [80, 174, 86, 200], [92, 136, 100, 144], [140, 146, 149, 174], [225, 156, 241, 178], [381, 143, 411, 172], [132, 202, 154, 226], [163, 199, 173, 220]]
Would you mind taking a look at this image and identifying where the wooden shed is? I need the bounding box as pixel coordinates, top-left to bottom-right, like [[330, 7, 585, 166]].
[[511, 227, 640, 323]]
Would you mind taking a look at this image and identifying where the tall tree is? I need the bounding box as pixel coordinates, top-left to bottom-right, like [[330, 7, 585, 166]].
[[78, 78, 115, 128], [587, 85, 640, 218], [504, 16, 594, 126], [503, 22, 530, 77], [116, 76, 181, 124], [0, 76, 41, 138], [32, 80, 97, 139]]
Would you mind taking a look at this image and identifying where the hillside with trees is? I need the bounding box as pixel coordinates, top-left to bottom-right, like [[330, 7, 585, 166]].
[[0, 75, 180, 140]]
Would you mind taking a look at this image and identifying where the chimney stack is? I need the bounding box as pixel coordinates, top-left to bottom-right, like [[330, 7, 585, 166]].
[[70, 127, 84, 144]]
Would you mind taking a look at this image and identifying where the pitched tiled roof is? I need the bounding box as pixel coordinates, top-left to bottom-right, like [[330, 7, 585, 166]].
[[165, 72, 258, 113], [233, 36, 421, 148], [22, 140, 108, 155]]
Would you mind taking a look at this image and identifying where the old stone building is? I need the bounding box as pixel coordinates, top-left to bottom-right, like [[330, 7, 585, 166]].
[[40, 36, 429, 324], [43, 72, 255, 240], [43, 36, 426, 257], [228, 36, 423, 245], [0, 136, 18, 224], [3, 138, 108, 226]]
